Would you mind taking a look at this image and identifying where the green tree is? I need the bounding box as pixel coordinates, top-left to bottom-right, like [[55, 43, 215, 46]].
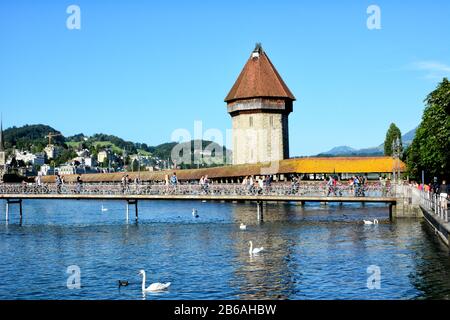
[[54, 149, 77, 166], [406, 78, 450, 181], [101, 158, 109, 168], [384, 123, 402, 156], [131, 159, 139, 172]]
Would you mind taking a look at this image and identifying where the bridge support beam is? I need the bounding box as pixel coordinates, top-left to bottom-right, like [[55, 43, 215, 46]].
[[126, 200, 138, 222], [257, 201, 264, 222]]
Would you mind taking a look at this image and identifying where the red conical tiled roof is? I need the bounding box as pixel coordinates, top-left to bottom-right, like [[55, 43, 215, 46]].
[[225, 44, 296, 102]]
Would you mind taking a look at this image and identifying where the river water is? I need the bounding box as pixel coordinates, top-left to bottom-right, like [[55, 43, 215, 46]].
[[0, 200, 449, 300]]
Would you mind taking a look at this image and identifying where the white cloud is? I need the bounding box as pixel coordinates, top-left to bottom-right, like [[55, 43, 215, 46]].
[[412, 61, 450, 80]]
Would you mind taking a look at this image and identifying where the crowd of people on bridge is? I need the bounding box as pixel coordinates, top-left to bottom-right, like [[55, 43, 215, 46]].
[[410, 177, 448, 210], [21, 170, 447, 209], [241, 175, 273, 195]]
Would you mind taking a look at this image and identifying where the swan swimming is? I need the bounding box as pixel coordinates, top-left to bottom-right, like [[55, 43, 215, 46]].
[[138, 270, 171, 292], [239, 223, 247, 230], [101, 204, 108, 212], [363, 219, 379, 225], [192, 209, 199, 218], [248, 241, 264, 255]]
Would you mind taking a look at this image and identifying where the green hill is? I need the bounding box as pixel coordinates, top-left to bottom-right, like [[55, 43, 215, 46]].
[[3, 124, 65, 152], [3, 124, 230, 168]]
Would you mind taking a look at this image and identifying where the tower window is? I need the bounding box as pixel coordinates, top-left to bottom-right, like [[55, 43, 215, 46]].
[[249, 116, 253, 127], [270, 116, 273, 127]]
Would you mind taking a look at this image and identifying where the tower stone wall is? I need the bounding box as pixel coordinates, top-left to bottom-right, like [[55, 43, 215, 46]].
[[229, 99, 290, 164]]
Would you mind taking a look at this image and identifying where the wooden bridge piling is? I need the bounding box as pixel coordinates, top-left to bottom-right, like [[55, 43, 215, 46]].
[[257, 201, 264, 222], [126, 199, 138, 222], [5, 199, 23, 225]]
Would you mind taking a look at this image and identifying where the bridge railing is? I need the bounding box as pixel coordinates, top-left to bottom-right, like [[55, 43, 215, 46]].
[[0, 181, 394, 198], [420, 190, 449, 222]]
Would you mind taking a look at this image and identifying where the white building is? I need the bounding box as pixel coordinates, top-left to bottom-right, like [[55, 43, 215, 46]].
[[97, 150, 109, 163], [58, 165, 77, 175], [44, 145, 60, 160], [72, 156, 96, 167], [15, 151, 45, 166], [76, 149, 91, 158], [39, 164, 55, 176]]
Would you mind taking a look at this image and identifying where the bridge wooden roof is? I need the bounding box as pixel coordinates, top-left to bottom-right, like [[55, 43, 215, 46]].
[[224, 44, 296, 103], [41, 156, 405, 183]]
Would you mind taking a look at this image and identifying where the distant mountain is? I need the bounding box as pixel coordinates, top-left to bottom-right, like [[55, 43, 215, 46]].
[[317, 127, 417, 157], [322, 146, 357, 155], [402, 127, 417, 145]]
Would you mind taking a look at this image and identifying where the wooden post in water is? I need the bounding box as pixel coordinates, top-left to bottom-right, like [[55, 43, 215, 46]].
[[389, 202, 396, 220], [135, 200, 138, 222], [19, 200, 22, 225], [126, 202, 129, 222], [257, 201, 264, 222], [5, 201, 9, 222]]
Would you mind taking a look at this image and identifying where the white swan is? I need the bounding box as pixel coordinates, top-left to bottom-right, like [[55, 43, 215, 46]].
[[192, 208, 199, 218], [239, 223, 247, 230], [138, 270, 171, 292], [101, 204, 108, 212], [363, 219, 379, 225], [248, 241, 264, 255]]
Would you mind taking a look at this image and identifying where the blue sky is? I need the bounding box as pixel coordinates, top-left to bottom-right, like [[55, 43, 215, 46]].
[[1, 0, 449, 155]]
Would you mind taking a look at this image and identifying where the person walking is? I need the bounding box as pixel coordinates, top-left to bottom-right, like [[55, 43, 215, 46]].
[[121, 175, 127, 194], [258, 177, 264, 194], [432, 177, 440, 194], [170, 172, 178, 186], [35, 173, 42, 187], [439, 180, 448, 211], [164, 174, 169, 185], [353, 176, 360, 197], [248, 176, 255, 194], [55, 173, 62, 194], [76, 175, 83, 194], [326, 176, 336, 196]]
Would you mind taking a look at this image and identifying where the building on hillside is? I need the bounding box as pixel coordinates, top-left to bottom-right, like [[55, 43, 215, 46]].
[[76, 149, 91, 158], [225, 44, 295, 165], [72, 156, 96, 167], [14, 151, 45, 166], [44, 145, 60, 160], [39, 164, 55, 176], [57, 165, 76, 175], [97, 150, 110, 163]]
